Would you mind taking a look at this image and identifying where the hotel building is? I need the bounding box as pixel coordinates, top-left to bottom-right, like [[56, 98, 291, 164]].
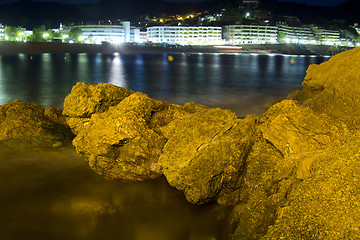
[[147, 26, 223, 45], [61, 21, 140, 44], [277, 25, 317, 44], [311, 27, 340, 45], [223, 25, 278, 44], [0, 24, 5, 39]]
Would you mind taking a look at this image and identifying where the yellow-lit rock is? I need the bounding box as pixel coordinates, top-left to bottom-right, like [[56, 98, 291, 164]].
[[0, 100, 74, 148], [230, 48, 360, 240], [63, 82, 134, 134], [295, 47, 360, 129], [61, 48, 360, 239], [159, 108, 257, 204]]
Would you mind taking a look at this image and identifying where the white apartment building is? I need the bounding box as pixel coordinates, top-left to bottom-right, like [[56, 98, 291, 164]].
[[147, 26, 222, 45], [223, 25, 278, 44], [278, 25, 317, 44], [61, 21, 140, 44], [312, 27, 340, 45], [0, 24, 5, 39]]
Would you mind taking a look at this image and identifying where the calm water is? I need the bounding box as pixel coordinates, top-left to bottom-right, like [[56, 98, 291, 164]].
[[0, 52, 330, 240], [0, 52, 329, 115]]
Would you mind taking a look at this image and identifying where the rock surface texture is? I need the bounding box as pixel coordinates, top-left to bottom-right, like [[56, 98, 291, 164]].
[[4, 48, 359, 239], [0, 100, 74, 148]]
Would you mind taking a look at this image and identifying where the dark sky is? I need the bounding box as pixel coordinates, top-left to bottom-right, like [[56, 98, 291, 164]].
[[0, 0, 351, 5]]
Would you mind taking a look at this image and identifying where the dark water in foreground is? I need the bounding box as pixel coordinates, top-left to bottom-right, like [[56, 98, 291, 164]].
[[0, 52, 330, 239], [0, 149, 229, 240]]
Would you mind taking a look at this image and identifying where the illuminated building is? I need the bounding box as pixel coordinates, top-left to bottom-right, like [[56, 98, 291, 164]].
[[278, 25, 317, 44], [147, 26, 222, 45], [61, 21, 140, 44], [223, 25, 278, 44], [0, 24, 5, 39], [311, 27, 340, 45], [354, 23, 360, 34]]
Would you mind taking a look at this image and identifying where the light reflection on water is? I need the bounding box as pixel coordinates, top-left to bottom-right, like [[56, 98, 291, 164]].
[[0, 148, 230, 240], [0, 52, 329, 116]]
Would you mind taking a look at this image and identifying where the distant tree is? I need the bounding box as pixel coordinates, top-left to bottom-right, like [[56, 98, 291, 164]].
[[277, 32, 287, 43], [42, 29, 54, 42], [5, 26, 18, 41], [52, 31, 62, 38], [29, 25, 46, 42], [69, 27, 83, 43], [17, 29, 26, 41]]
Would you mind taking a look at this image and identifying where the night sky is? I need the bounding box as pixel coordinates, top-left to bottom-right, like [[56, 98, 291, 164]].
[[0, 0, 351, 6]]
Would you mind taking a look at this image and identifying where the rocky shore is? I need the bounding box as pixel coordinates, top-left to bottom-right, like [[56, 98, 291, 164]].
[[1, 47, 360, 239], [0, 41, 354, 55]]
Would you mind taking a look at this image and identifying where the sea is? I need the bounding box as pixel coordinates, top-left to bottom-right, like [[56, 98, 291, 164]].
[[0, 52, 330, 240]]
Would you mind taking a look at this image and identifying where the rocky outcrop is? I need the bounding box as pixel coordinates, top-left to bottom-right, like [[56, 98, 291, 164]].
[[0, 100, 74, 149], [63, 82, 212, 181], [59, 47, 360, 239], [229, 48, 360, 239], [292, 47, 360, 128]]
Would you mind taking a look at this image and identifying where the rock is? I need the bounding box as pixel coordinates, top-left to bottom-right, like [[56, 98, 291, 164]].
[[292, 47, 360, 129], [259, 99, 348, 159], [0, 100, 74, 148], [63, 82, 134, 134], [229, 99, 350, 239], [61, 48, 360, 239], [72, 92, 168, 181], [71, 92, 204, 181], [159, 108, 257, 204], [263, 133, 360, 240], [230, 48, 359, 239]]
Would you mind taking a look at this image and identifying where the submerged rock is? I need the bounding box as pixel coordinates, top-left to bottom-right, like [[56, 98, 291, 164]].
[[0, 100, 74, 148]]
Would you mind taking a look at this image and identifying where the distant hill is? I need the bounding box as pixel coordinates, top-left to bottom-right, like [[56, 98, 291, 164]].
[[0, 0, 359, 29], [0, 0, 216, 28], [261, 0, 360, 26]]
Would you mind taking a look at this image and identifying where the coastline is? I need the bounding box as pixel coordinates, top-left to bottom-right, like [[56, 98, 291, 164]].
[[0, 41, 355, 56]]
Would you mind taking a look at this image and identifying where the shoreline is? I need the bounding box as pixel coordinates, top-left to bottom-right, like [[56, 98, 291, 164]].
[[0, 41, 355, 56]]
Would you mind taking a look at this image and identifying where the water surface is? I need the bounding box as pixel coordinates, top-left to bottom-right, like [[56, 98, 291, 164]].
[[0, 52, 329, 116]]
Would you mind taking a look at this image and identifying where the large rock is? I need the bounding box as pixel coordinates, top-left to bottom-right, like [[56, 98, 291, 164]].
[[230, 48, 360, 239], [70, 90, 207, 181], [61, 48, 360, 239], [0, 100, 74, 148], [228, 99, 349, 239], [159, 108, 257, 204], [263, 133, 360, 240], [72, 92, 169, 181], [293, 47, 360, 129]]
